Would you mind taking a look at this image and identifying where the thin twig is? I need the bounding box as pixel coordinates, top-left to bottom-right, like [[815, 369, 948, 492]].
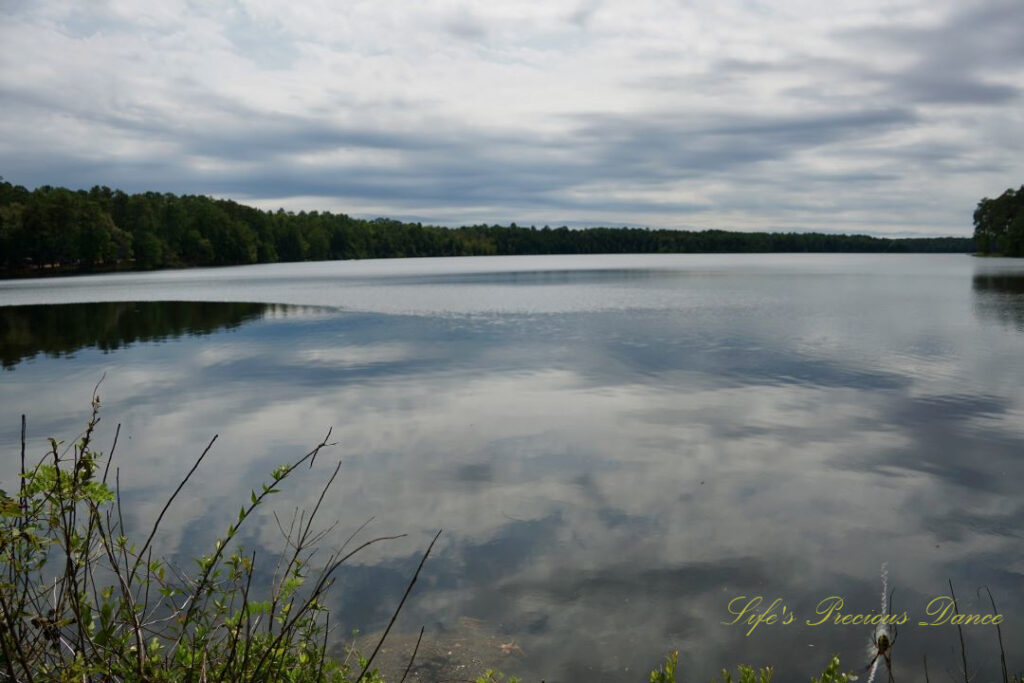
[[19, 414, 26, 530], [358, 530, 442, 682], [218, 550, 258, 683], [316, 611, 330, 683], [978, 586, 1008, 683], [101, 422, 121, 485], [399, 626, 426, 683], [115, 468, 130, 575], [130, 434, 218, 581], [339, 517, 376, 556], [247, 533, 409, 679], [90, 499, 147, 677], [949, 579, 969, 683]]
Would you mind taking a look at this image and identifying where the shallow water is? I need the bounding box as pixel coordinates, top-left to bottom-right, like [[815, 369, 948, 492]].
[[1, 254, 1022, 681]]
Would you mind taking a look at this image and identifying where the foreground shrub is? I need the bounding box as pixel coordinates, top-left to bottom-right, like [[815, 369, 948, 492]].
[[0, 392, 425, 681]]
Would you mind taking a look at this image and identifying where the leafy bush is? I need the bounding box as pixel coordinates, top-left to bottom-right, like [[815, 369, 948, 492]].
[[0, 393, 417, 681]]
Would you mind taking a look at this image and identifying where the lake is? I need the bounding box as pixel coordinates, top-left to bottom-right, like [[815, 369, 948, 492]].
[[1, 253, 1022, 682]]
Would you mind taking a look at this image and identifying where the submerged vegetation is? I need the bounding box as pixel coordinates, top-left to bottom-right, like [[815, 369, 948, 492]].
[[0, 179, 973, 277]]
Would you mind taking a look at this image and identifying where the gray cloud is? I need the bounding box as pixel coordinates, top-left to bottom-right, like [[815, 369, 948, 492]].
[[1, 0, 1022, 233], [443, 9, 490, 42], [840, 0, 1024, 106], [843, 1, 1024, 72]]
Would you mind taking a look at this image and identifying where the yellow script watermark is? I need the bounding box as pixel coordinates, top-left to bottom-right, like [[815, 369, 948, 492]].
[[722, 595, 1003, 636]]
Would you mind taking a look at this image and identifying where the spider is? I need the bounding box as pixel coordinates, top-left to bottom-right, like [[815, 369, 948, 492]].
[[864, 592, 898, 683], [865, 625, 896, 680]]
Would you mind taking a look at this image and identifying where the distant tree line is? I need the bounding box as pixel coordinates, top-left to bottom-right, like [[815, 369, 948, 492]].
[[0, 179, 975, 275], [973, 186, 1024, 256]]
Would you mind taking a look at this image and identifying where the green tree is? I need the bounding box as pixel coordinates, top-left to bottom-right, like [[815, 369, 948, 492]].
[[974, 186, 1024, 256]]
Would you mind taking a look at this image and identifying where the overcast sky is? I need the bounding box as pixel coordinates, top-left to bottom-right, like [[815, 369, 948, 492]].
[[2, 0, 1022, 236]]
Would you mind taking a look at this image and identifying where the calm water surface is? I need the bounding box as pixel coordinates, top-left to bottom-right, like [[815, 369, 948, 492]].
[[1, 254, 1022, 681]]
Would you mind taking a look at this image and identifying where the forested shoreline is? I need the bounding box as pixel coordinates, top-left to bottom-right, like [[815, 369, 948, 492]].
[[0, 180, 975, 277]]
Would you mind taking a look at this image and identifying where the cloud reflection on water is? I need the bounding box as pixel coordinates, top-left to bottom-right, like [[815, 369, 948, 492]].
[[0, 256, 1022, 681]]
